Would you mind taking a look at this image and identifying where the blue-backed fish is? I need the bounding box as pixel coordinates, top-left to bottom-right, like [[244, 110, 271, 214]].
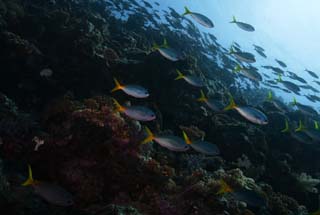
[[182, 131, 220, 156], [141, 127, 189, 152], [197, 90, 224, 112], [233, 65, 262, 82], [292, 97, 318, 116], [175, 69, 205, 87], [111, 78, 149, 98], [152, 39, 180, 61], [230, 47, 256, 63], [224, 94, 268, 125], [22, 165, 73, 206], [182, 6, 214, 28], [112, 98, 156, 121], [230, 16, 255, 32], [277, 75, 300, 93]]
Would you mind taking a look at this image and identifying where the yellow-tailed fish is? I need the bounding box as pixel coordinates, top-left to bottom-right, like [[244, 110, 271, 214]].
[[230, 16, 255, 32], [182, 6, 214, 28], [267, 91, 273, 101], [224, 94, 268, 125], [111, 78, 149, 98], [22, 165, 73, 206], [197, 90, 224, 112], [230, 47, 256, 63], [233, 65, 261, 82], [182, 131, 220, 156], [112, 98, 156, 121], [216, 179, 233, 195], [175, 69, 205, 87], [152, 39, 180, 61], [141, 127, 189, 152], [297, 120, 320, 142], [292, 97, 318, 116]]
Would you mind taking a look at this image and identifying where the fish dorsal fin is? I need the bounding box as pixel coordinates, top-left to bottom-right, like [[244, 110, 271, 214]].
[[281, 119, 290, 133], [267, 91, 273, 101], [111, 98, 125, 112], [295, 120, 305, 132], [111, 77, 123, 92], [182, 131, 192, 145], [175, 69, 185, 80], [315, 121, 319, 130], [197, 90, 208, 102], [216, 179, 233, 195], [230, 16, 237, 23], [182, 6, 192, 16], [224, 94, 237, 111], [141, 126, 155, 144], [22, 165, 35, 186]]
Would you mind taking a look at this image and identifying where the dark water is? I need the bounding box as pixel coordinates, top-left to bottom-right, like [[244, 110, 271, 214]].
[[0, 0, 320, 214]]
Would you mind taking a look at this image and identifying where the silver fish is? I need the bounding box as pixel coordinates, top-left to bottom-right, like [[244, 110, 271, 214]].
[[189, 140, 220, 156], [230, 16, 255, 32], [111, 78, 149, 98], [182, 7, 214, 28]]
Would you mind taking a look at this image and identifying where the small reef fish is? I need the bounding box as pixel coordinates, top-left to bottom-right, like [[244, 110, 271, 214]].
[[182, 131, 220, 156], [216, 179, 233, 195], [234, 65, 262, 82], [224, 94, 268, 125], [197, 90, 224, 112], [230, 16, 255, 32], [230, 47, 256, 63], [305, 69, 319, 79], [292, 98, 318, 116], [295, 120, 320, 143], [275, 59, 287, 68], [282, 120, 313, 144], [22, 165, 73, 206], [182, 6, 214, 28], [141, 127, 189, 152], [152, 39, 180, 61], [111, 78, 149, 98], [175, 69, 205, 87], [112, 98, 156, 121], [277, 75, 300, 93]]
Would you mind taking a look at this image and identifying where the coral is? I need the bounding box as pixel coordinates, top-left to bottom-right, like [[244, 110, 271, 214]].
[[296, 173, 320, 193]]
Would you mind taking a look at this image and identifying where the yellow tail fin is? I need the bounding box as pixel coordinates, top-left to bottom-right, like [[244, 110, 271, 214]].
[[281, 119, 290, 133], [111, 78, 123, 92], [112, 98, 125, 112], [224, 94, 237, 111], [141, 126, 155, 144], [315, 121, 319, 130], [182, 131, 192, 145], [21, 165, 35, 186], [197, 90, 207, 102], [295, 120, 305, 132], [216, 179, 233, 195], [175, 69, 185, 80]]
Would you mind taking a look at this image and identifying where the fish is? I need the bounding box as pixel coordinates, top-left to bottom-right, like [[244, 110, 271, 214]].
[[296, 121, 320, 143], [152, 39, 180, 61], [175, 69, 205, 87], [111, 78, 149, 98], [224, 94, 268, 125], [275, 59, 287, 68], [292, 98, 318, 116], [22, 165, 73, 206], [282, 120, 313, 144], [253, 44, 265, 52], [234, 65, 262, 82], [314, 80, 320, 86], [40, 68, 53, 78], [277, 75, 301, 93], [262, 65, 285, 75], [182, 131, 220, 156], [197, 90, 224, 112], [255, 49, 267, 58], [230, 47, 256, 63], [112, 98, 156, 121], [230, 16, 255, 32], [305, 69, 319, 79], [141, 127, 189, 152], [299, 85, 320, 93], [287, 71, 307, 84], [182, 6, 214, 28]]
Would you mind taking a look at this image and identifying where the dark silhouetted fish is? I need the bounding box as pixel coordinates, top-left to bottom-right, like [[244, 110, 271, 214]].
[[275, 59, 287, 68], [230, 47, 256, 63], [305, 69, 319, 79]]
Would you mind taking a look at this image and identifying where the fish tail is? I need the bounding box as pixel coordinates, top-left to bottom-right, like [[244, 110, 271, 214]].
[[295, 120, 305, 132], [224, 94, 237, 111], [182, 6, 191, 16], [291, 97, 297, 106], [233, 64, 242, 73], [230, 15, 236, 23], [162, 38, 169, 48], [21, 165, 35, 186], [197, 90, 207, 102], [182, 131, 192, 145], [229, 46, 235, 54], [281, 119, 290, 133], [277, 74, 282, 83], [314, 120, 319, 130], [111, 78, 123, 92], [267, 91, 273, 101], [141, 126, 154, 144], [112, 98, 125, 112], [175, 69, 185, 80]]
